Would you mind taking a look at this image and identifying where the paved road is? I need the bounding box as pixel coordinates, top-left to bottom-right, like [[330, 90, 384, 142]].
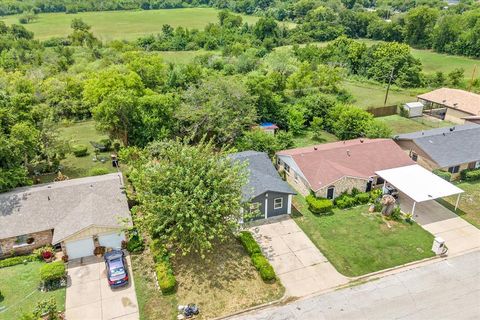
[[231, 251, 480, 320]]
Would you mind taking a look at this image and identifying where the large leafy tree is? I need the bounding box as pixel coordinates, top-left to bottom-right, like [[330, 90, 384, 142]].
[[176, 77, 257, 146], [404, 6, 439, 48], [127, 139, 247, 257]]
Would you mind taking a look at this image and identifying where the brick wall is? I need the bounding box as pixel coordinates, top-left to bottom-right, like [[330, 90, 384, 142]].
[[277, 162, 311, 196], [0, 230, 53, 258], [315, 176, 368, 198]]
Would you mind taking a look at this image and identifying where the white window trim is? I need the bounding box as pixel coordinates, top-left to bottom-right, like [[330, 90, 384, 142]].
[[274, 197, 283, 210]]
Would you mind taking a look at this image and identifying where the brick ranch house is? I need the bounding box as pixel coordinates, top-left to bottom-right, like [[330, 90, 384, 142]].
[[394, 124, 480, 179], [275, 139, 414, 199], [0, 173, 131, 260], [229, 151, 295, 220]]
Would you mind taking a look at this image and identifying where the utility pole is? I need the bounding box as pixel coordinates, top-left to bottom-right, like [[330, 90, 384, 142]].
[[384, 66, 395, 107]]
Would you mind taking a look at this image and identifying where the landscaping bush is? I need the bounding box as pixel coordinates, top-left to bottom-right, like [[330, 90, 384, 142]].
[[251, 253, 276, 281], [72, 144, 88, 157], [40, 261, 66, 283], [335, 194, 356, 209], [369, 188, 383, 202], [306, 195, 333, 214], [461, 168, 480, 181], [126, 230, 145, 253], [238, 231, 261, 255], [0, 254, 38, 268], [88, 167, 110, 176], [156, 261, 176, 294], [99, 138, 112, 151], [354, 192, 370, 205], [33, 298, 58, 320], [33, 246, 54, 260], [433, 169, 452, 181]]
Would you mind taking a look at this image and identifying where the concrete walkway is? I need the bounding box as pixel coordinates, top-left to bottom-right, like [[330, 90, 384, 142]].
[[230, 250, 480, 320], [65, 255, 139, 320], [399, 195, 480, 255], [249, 217, 348, 297]]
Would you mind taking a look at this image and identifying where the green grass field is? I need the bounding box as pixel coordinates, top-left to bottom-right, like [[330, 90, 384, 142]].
[[0, 261, 66, 319], [376, 115, 455, 135], [441, 180, 480, 229], [292, 129, 338, 148], [292, 195, 435, 276], [0, 8, 261, 41], [158, 49, 217, 64], [343, 80, 418, 109]]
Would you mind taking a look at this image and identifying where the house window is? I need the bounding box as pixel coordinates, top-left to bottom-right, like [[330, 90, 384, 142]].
[[15, 234, 29, 246], [294, 172, 299, 181], [411, 152, 418, 162], [276, 158, 281, 165], [284, 163, 290, 173], [376, 177, 385, 185], [249, 202, 260, 213], [448, 165, 460, 174], [476, 161, 480, 169], [274, 198, 283, 209]]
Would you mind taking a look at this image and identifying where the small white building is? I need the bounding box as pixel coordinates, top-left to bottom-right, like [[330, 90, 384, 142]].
[[403, 102, 424, 118]]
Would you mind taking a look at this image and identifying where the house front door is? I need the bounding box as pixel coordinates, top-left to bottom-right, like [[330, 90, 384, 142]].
[[327, 186, 335, 199], [366, 179, 373, 192]]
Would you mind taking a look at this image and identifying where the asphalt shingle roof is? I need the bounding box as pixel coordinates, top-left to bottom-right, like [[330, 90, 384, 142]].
[[396, 124, 480, 167], [0, 173, 131, 243], [229, 151, 295, 200]]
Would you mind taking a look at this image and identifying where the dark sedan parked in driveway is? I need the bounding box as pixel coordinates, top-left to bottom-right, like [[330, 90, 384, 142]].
[[104, 250, 129, 288]]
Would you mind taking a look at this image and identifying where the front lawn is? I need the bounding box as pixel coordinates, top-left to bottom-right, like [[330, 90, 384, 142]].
[[132, 239, 284, 320], [0, 261, 66, 320], [440, 180, 480, 229], [292, 195, 435, 277]]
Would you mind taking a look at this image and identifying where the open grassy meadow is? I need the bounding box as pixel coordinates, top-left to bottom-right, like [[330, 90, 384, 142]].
[[0, 8, 260, 41]]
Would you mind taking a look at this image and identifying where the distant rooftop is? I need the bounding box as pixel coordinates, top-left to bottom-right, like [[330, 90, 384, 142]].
[[417, 88, 480, 116]]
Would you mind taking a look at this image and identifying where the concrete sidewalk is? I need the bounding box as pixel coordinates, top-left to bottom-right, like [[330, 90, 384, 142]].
[[249, 217, 348, 297]]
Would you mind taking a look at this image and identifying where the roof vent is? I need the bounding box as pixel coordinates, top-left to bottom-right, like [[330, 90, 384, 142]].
[[314, 146, 318, 150], [449, 127, 455, 132], [360, 138, 364, 143], [442, 99, 447, 103], [47, 196, 50, 201], [421, 131, 424, 135], [443, 132, 446, 136], [347, 149, 351, 157]]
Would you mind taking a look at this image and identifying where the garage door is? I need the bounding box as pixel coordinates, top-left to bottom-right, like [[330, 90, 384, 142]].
[[65, 237, 95, 259], [98, 232, 125, 249]]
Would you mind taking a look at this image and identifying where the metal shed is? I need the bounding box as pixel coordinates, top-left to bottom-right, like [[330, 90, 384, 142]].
[[403, 102, 424, 118]]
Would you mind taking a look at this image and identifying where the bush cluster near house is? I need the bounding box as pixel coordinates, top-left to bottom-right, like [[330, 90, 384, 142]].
[[460, 168, 480, 181], [0, 254, 38, 268], [40, 261, 66, 283], [433, 169, 452, 181], [306, 195, 333, 215], [238, 231, 276, 282], [150, 239, 176, 294]]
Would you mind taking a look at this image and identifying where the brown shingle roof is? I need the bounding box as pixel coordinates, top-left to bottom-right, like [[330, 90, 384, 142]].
[[417, 88, 480, 116], [277, 139, 414, 191]]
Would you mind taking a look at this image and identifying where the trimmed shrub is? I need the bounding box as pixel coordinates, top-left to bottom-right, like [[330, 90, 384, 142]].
[[354, 192, 370, 205], [369, 189, 383, 202], [40, 262, 66, 283], [306, 195, 333, 214], [335, 195, 356, 209], [127, 230, 145, 253], [251, 253, 276, 281], [156, 261, 176, 294], [72, 144, 88, 157], [433, 169, 452, 181], [0, 254, 38, 268], [238, 231, 261, 255], [461, 168, 480, 181], [88, 167, 110, 176]]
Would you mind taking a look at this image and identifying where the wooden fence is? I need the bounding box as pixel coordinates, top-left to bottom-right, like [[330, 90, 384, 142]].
[[367, 105, 398, 117]]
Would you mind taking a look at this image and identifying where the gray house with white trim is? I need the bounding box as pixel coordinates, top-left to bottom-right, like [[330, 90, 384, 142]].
[[229, 151, 295, 220]]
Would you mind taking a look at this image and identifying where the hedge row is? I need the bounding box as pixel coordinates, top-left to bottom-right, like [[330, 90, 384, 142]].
[[306, 195, 333, 214], [72, 144, 88, 157], [150, 239, 176, 294], [40, 261, 66, 282], [334, 192, 370, 209], [433, 169, 452, 181], [0, 254, 38, 268], [238, 231, 276, 282], [461, 168, 480, 181]]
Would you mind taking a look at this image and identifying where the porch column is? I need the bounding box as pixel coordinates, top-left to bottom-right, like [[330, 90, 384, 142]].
[[287, 194, 292, 215], [455, 194, 461, 211], [264, 193, 268, 219], [382, 180, 386, 193], [412, 201, 416, 215]]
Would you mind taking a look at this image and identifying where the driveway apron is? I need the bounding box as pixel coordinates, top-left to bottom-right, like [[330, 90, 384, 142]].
[[65, 255, 139, 320], [249, 216, 348, 297]]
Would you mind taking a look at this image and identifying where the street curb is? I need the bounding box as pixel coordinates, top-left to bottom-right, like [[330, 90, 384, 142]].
[[217, 247, 480, 319]]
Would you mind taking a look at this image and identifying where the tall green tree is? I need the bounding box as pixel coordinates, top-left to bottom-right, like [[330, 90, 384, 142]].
[[404, 6, 439, 48], [128, 139, 248, 257]]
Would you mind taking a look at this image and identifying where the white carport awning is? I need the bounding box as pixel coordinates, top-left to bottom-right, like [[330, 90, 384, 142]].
[[376, 164, 463, 203]]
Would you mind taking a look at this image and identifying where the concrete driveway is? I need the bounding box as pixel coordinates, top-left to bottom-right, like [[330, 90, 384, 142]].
[[249, 216, 348, 297], [65, 255, 139, 320], [399, 195, 480, 255]]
